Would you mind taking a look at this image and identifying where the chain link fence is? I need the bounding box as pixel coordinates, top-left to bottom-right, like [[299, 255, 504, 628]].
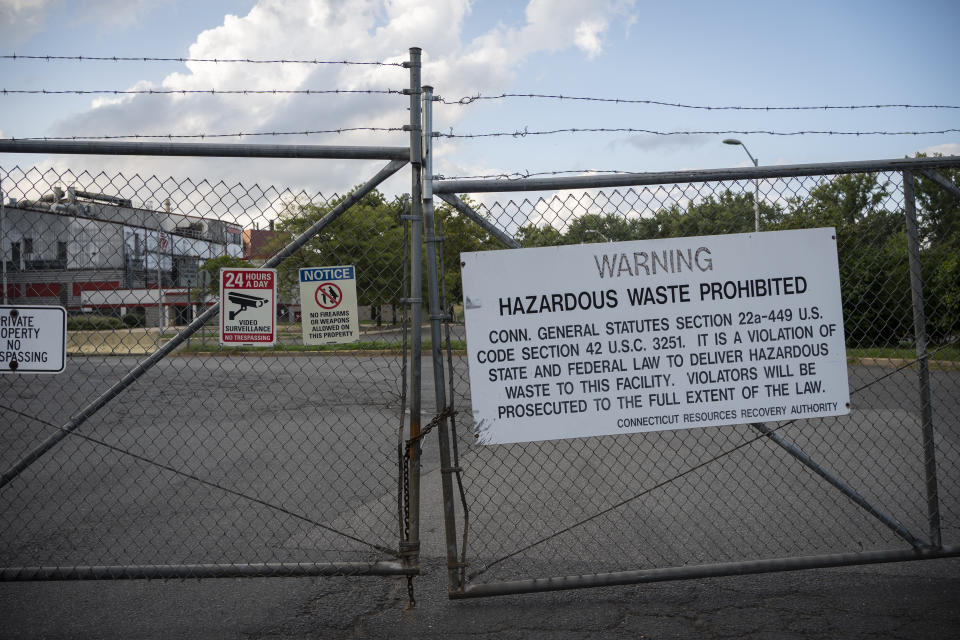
[[1, 151, 957, 598], [0, 163, 415, 577], [435, 163, 960, 594]]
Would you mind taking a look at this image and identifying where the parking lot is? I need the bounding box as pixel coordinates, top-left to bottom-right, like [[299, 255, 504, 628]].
[[1, 353, 958, 637]]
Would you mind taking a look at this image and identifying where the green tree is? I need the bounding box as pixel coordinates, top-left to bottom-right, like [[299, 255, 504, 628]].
[[643, 190, 782, 239], [773, 173, 909, 347], [560, 213, 647, 244], [513, 190, 781, 248], [515, 223, 563, 247], [913, 154, 960, 342], [198, 254, 247, 297], [914, 154, 960, 250], [434, 197, 503, 304], [275, 188, 407, 319]]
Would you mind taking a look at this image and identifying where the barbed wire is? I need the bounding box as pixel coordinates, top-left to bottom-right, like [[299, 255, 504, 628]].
[[6, 126, 953, 144], [440, 93, 960, 110], [1, 88, 403, 96], [438, 127, 960, 139], [4, 127, 406, 141], [1, 54, 405, 67]]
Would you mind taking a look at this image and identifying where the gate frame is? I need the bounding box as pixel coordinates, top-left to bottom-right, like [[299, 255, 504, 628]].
[[0, 48, 428, 582], [427, 146, 960, 598]]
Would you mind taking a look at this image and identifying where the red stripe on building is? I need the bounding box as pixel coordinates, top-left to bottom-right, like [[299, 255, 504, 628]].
[[25, 283, 61, 297]]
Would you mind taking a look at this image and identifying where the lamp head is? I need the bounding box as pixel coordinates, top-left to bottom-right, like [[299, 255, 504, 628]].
[[722, 138, 743, 146]]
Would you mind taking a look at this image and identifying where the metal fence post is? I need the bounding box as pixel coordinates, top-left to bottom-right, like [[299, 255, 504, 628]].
[[902, 169, 942, 548], [403, 47, 425, 571], [422, 85, 462, 593], [1, 183, 6, 305]]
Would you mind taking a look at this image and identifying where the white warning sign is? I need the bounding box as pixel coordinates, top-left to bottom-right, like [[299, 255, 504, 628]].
[[219, 268, 277, 346], [299, 265, 359, 344], [0, 305, 66, 374], [461, 228, 850, 445]]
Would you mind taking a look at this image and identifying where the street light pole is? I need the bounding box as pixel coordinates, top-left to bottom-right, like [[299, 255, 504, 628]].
[[723, 139, 760, 232]]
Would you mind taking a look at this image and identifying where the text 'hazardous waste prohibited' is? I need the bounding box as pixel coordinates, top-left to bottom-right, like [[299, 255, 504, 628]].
[[460, 228, 850, 445]]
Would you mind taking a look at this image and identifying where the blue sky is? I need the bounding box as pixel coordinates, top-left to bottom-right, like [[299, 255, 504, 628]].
[[1, 0, 958, 199]]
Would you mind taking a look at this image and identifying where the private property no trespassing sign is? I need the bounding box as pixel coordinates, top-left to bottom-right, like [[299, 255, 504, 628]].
[[0, 305, 66, 374]]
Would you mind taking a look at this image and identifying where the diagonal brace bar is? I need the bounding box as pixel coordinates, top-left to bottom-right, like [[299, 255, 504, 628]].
[[903, 170, 942, 547], [918, 169, 960, 201], [436, 193, 520, 249], [750, 422, 926, 548], [0, 158, 407, 490]]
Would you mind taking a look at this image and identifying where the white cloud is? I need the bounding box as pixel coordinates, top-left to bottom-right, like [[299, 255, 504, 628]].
[[76, 0, 170, 28], [0, 0, 168, 43], [918, 142, 960, 157], [34, 0, 637, 198], [573, 18, 607, 59], [615, 134, 713, 153], [0, 0, 60, 43]]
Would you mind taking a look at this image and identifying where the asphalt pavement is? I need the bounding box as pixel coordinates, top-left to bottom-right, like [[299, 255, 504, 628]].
[[1, 557, 958, 639], [1, 352, 958, 638]]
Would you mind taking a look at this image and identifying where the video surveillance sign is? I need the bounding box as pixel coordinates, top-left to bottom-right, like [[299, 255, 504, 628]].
[[219, 268, 277, 346], [461, 228, 850, 445]]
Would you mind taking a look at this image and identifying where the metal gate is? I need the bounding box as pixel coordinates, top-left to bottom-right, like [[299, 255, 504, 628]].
[[427, 149, 960, 597], [0, 49, 434, 588], [2, 55, 960, 603]]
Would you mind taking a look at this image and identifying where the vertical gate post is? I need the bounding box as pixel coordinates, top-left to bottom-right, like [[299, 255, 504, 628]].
[[1, 183, 7, 304], [902, 169, 942, 548], [421, 85, 462, 593], [404, 47, 425, 567]]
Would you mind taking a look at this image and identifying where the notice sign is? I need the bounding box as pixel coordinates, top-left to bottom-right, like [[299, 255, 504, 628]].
[[461, 228, 850, 445], [219, 268, 276, 346], [299, 265, 359, 345], [0, 306, 66, 374]]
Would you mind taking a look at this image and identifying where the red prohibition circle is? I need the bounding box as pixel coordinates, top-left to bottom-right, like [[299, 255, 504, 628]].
[[314, 282, 343, 309]]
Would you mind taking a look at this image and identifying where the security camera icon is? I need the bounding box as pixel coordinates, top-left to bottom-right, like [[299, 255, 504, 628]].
[[227, 292, 268, 320]]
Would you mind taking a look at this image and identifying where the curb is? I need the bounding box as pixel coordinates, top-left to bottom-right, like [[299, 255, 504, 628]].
[[850, 357, 960, 371]]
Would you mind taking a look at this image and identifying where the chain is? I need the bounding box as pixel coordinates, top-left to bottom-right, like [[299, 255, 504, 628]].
[[399, 406, 457, 608], [401, 406, 457, 538]]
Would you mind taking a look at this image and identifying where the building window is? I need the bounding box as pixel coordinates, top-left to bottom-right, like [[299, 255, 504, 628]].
[[58, 241, 68, 263], [24, 238, 33, 254]]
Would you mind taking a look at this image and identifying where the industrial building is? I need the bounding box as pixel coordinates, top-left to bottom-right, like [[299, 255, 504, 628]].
[[1, 187, 243, 327]]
